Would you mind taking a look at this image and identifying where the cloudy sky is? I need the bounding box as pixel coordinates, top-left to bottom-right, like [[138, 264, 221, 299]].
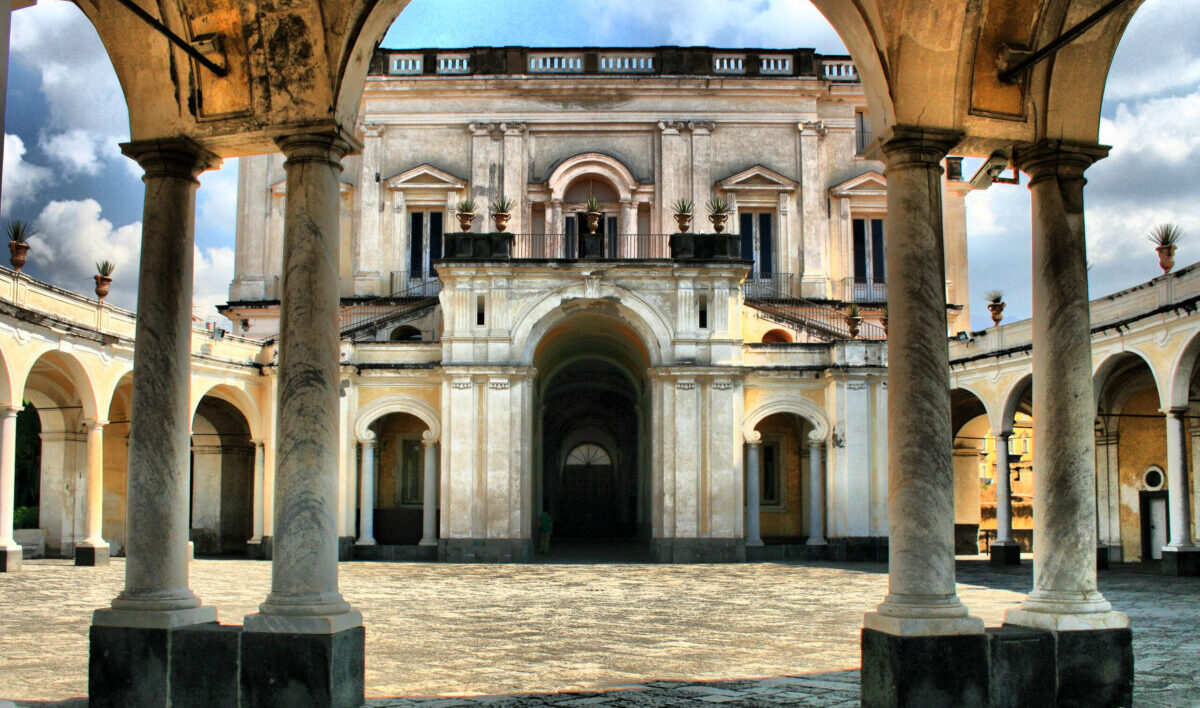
[[4, 0, 1199, 329]]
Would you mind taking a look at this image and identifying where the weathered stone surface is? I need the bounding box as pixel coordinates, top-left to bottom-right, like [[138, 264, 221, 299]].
[[861, 628, 988, 708], [1161, 548, 1200, 576], [986, 626, 1054, 708], [240, 626, 365, 708], [1055, 628, 1133, 708], [170, 624, 241, 708], [88, 625, 169, 708]]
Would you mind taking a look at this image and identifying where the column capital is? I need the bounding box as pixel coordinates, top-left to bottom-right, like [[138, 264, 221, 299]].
[[0, 406, 20, 419], [744, 432, 762, 446], [1015, 140, 1110, 183], [421, 430, 439, 447], [83, 418, 108, 431], [251, 438, 266, 448], [995, 430, 1012, 441], [358, 431, 377, 446], [872, 125, 962, 169], [120, 137, 222, 182], [275, 129, 359, 168], [1162, 406, 1191, 418]]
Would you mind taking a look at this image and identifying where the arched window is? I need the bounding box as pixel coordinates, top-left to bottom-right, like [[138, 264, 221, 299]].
[[762, 329, 793, 343], [565, 443, 612, 467], [390, 325, 422, 341]]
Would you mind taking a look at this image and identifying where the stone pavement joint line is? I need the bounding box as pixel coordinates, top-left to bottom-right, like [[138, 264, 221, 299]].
[[2, 559, 1197, 706]]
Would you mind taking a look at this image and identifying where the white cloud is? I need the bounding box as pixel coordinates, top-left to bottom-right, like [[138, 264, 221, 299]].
[[196, 160, 240, 244], [595, 0, 845, 53], [2, 134, 53, 215], [38, 129, 106, 176], [193, 246, 236, 323], [1103, 0, 1200, 102], [27, 199, 142, 309]]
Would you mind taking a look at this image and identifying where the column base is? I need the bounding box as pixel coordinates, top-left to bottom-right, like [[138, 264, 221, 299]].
[[989, 541, 1021, 566], [438, 538, 533, 562], [337, 536, 354, 562], [247, 536, 273, 560], [998, 624, 1133, 708], [240, 625, 365, 708], [76, 543, 111, 566], [0, 544, 21, 571], [89, 620, 237, 708], [1161, 546, 1200, 575], [354, 537, 376, 547], [1005, 607, 1128, 632], [861, 628, 988, 707]]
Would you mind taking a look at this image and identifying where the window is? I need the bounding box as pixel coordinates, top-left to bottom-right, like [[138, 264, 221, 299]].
[[852, 217, 885, 284], [396, 438, 424, 506], [564, 213, 619, 258], [855, 111, 872, 154], [409, 210, 444, 277], [698, 294, 708, 329], [760, 438, 783, 508], [476, 294, 486, 326], [738, 211, 774, 278]]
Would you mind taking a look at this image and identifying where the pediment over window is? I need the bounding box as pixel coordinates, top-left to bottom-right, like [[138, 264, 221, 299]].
[[384, 163, 468, 191], [829, 170, 887, 198], [717, 165, 797, 193]]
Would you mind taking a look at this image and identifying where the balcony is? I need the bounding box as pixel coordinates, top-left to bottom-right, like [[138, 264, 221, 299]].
[[439, 232, 745, 261], [841, 277, 888, 303]]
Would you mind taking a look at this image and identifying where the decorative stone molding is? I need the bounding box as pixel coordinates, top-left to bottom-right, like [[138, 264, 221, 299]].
[[713, 380, 734, 391], [353, 393, 441, 442], [798, 120, 826, 137], [468, 122, 498, 137], [451, 379, 473, 390], [657, 121, 687, 134], [687, 121, 716, 134], [742, 394, 831, 442], [676, 380, 696, 391], [488, 380, 510, 390], [500, 122, 527, 135]]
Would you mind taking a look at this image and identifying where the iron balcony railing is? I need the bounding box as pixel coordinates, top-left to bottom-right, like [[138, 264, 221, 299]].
[[339, 272, 442, 342], [841, 277, 888, 303], [744, 275, 886, 341], [508, 232, 673, 260], [743, 273, 795, 299]]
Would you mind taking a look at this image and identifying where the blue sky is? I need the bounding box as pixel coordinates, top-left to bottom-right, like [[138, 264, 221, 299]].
[[4, 0, 1200, 328]]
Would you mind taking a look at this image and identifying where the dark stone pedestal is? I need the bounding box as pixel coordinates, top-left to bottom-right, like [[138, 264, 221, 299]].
[[1054, 628, 1133, 707], [861, 628, 988, 708], [650, 538, 745, 563], [75, 545, 110, 566], [0, 546, 20, 571], [91, 622, 239, 707], [989, 542, 1021, 566], [439, 538, 533, 562], [1097, 546, 1110, 570], [986, 626, 1055, 707], [1162, 547, 1200, 576], [337, 536, 354, 561], [955, 523, 980, 555], [828, 536, 888, 562], [240, 626, 365, 708]]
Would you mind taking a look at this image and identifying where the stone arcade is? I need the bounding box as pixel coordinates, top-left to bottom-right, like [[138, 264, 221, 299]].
[[0, 1, 1168, 706]]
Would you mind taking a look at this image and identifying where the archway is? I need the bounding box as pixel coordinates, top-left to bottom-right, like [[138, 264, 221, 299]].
[[362, 411, 435, 547], [101, 373, 133, 555], [190, 396, 254, 556], [533, 308, 651, 558], [749, 413, 817, 544]]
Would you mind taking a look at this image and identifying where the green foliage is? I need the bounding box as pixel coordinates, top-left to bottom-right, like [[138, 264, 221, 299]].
[[671, 198, 694, 215], [6, 220, 33, 243], [584, 195, 602, 213], [846, 303, 861, 318], [14, 505, 37, 529], [489, 196, 515, 214], [96, 260, 116, 277], [15, 405, 40, 509], [985, 289, 1004, 304], [1147, 223, 1185, 247], [705, 196, 731, 215], [455, 199, 477, 214]]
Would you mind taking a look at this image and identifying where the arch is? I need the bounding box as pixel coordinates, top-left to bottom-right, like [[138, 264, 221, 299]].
[[1093, 349, 1162, 411], [999, 374, 1034, 435], [546, 153, 640, 202], [513, 283, 669, 368], [17, 349, 99, 421], [96, 369, 134, 422], [1165, 329, 1200, 409], [565, 442, 614, 467], [762, 329, 793, 344], [949, 382, 999, 434], [390, 325, 422, 342], [354, 394, 440, 443], [742, 395, 830, 444], [190, 383, 264, 441], [0, 346, 14, 408]]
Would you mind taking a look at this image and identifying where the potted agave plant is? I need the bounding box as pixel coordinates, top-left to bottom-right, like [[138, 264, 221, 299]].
[[7, 220, 33, 272], [672, 198, 694, 233], [583, 195, 602, 234], [455, 198, 477, 232], [490, 196, 515, 233], [985, 290, 1005, 326], [1147, 223, 1185, 274], [706, 196, 732, 234], [94, 261, 115, 301], [581, 195, 604, 258], [844, 303, 862, 339]]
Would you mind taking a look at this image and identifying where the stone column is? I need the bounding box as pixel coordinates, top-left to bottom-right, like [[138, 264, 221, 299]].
[[356, 436, 376, 546], [864, 127, 982, 637], [244, 130, 362, 637], [744, 437, 763, 547], [98, 138, 220, 627], [1162, 407, 1199, 574], [620, 200, 638, 257], [250, 440, 265, 544], [420, 435, 438, 547], [990, 431, 1020, 566], [75, 419, 110, 566], [807, 439, 826, 545], [1006, 140, 1127, 630], [0, 407, 20, 572]]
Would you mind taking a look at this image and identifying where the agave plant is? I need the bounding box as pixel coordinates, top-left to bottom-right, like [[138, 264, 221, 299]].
[[96, 261, 116, 277], [489, 196, 515, 214], [455, 198, 477, 215], [985, 289, 1004, 304], [846, 302, 861, 318], [705, 196, 731, 215], [6, 220, 33, 243], [671, 198, 694, 215], [584, 195, 602, 213], [1146, 223, 1185, 247]]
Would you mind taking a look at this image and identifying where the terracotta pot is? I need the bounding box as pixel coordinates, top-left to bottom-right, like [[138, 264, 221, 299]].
[[585, 211, 602, 235], [674, 213, 693, 233], [9, 241, 29, 271], [987, 301, 1005, 326], [457, 212, 475, 232], [491, 212, 510, 233], [1157, 244, 1176, 274], [845, 314, 862, 339], [94, 274, 112, 301], [881, 315, 888, 335], [709, 213, 728, 234]]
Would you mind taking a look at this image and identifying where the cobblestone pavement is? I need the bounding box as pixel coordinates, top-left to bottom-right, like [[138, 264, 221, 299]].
[[1, 558, 1197, 706]]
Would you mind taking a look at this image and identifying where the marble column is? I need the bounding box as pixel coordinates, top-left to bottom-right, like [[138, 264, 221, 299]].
[[356, 436, 376, 546], [744, 437, 763, 547], [807, 439, 826, 545], [420, 436, 438, 547], [864, 127, 982, 636], [1006, 140, 1126, 630], [0, 407, 20, 571], [98, 138, 220, 627], [245, 131, 362, 635], [620, 200, 638, 258], [1164, 407, 1196, 548], [250, 440, 265, 544], [75, 419, 110, 565], [994, 432, 1014, 544]]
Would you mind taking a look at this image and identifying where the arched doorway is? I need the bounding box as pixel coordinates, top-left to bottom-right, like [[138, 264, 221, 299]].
[[533, 308, 651, 558], [363, 411, 434, 547], [190, 397, 254, 556]]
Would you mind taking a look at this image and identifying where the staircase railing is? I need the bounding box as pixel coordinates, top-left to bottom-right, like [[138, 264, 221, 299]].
[[743, 277, 886, 341], [339, 273, 442, 342]]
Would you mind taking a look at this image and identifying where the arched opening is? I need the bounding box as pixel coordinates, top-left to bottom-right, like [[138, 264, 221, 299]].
[[533, 308, 651, 558], [1094, 352, 1169, 562], [950, 388, 990, 556], [363, 412, 434, 546], [101, 373, 133, 555], [751, 413, 816, 543], [762, 329, 793, 344], [13, 405, 41, 552], [190, 396, 254, 556], [389, 325, 422, 341]]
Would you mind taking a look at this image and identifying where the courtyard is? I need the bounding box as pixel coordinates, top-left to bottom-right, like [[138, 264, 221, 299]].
[[1, 558, 1197, 706]]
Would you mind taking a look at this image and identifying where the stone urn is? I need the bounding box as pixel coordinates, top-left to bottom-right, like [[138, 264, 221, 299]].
[[845, 314, 862, 339], [94, 274, 113, 301], [457, 212, 475, 232], [1157, 244, 1176, 274], [708, 213, 728, 234], [9, 241, 29, 271], [987, 301, 1005, 326], [585, 211, 602, 235], [491, 212, 511, 233], [674, 212, 693, 233]]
